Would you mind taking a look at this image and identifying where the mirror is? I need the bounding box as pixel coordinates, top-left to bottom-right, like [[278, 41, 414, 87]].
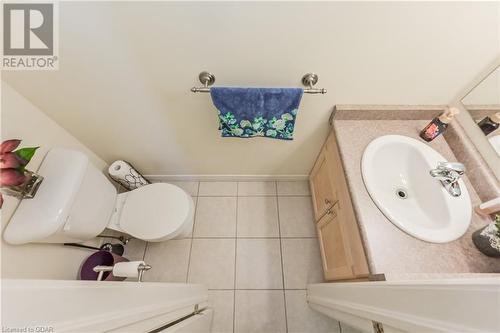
[[461, 66, 500, 156], [454, 60, 500, 185]]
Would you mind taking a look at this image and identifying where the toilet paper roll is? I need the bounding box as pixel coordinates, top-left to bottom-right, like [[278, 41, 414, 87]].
[[112, 261, 145, 278], [108, 160, 150, 191]]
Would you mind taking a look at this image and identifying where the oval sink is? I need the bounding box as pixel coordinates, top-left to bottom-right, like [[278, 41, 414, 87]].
[[361, 135, 471, 243]]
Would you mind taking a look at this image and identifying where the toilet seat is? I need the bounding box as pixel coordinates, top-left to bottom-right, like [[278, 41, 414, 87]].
[[118, 183, 194, 241]]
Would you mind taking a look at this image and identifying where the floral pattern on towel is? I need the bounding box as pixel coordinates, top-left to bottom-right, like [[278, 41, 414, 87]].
[[218, 109, 298, 140], [210, 87, 303, 140]]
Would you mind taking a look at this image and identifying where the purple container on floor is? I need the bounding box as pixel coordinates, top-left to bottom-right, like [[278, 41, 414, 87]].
[[79, 250, 129, 281]]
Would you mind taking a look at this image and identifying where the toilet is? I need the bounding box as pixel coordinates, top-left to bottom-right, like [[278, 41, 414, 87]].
[[3, 148, 194, 245]]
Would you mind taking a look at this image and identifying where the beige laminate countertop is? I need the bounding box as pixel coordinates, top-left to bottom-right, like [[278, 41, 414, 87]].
[[332, 119, 500, 280]]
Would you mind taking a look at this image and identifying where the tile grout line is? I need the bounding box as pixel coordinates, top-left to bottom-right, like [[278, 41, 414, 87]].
[[208, 288, 308, 291], [189, 181, 200, 237], [184, 182, 200, 283], [191, 236, 317, 239], [197, 194, 311, 198], [275, 182, 288, 333], [233, 182, 239, 333], [185, 194, 199, 283]]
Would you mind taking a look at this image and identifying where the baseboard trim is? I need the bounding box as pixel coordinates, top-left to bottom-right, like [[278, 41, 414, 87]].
[[144, 174, 309, 182]]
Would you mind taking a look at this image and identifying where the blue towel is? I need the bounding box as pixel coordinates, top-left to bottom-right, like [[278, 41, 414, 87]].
[[210, 87, 304, 140]]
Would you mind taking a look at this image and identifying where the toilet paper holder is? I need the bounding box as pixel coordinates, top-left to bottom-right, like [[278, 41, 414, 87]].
[[93, 262, 152, 282]]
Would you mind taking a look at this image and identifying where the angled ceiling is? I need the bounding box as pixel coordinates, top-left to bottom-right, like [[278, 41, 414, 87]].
[[2, 1, 499, 175]]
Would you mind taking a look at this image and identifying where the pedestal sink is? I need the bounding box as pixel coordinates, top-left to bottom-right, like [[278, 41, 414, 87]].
[[361, 135, 471, 243]]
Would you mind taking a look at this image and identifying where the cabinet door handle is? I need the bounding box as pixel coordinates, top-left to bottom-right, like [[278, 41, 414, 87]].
[[324, 199, 334, 210], [326, 207, 337, 217]]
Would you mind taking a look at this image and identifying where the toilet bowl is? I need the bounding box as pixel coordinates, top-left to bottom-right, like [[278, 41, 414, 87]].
[[107, 183, 194, 242]]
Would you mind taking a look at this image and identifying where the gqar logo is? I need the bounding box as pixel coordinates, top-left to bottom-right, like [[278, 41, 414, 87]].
[[2, 3, 58, 70]]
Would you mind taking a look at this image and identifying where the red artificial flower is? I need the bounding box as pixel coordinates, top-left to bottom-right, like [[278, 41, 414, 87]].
[[0, 168, 26, 187], [0, 139, 21, 154], [0, 152, 22, 169]]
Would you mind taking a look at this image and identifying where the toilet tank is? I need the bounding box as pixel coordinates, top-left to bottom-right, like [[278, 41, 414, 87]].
[[3, 148, 117, 244]]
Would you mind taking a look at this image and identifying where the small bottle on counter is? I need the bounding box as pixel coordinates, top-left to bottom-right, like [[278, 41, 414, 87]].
[[477, 112, 500, 136], [419, 107, 460, 142]]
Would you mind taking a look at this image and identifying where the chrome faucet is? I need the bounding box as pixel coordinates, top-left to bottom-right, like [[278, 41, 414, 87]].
[[429, 162, 465, 197]]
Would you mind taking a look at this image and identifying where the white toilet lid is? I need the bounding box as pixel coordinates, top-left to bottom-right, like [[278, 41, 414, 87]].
[[120, 183, 192, 240]]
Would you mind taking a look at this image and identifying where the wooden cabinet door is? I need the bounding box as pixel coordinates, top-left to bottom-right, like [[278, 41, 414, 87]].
[[309, 147, 337, 220], [326, 131, 370, 278], [316, 204, 355, 280]]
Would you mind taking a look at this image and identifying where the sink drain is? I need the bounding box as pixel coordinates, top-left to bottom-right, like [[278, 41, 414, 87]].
[[396, 188, 408, 199]]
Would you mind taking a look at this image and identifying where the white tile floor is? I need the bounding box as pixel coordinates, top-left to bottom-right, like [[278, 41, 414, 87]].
[[124, 181, 351, 333]]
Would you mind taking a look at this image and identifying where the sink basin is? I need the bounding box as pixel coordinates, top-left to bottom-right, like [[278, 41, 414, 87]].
[[361, 135, 471, 243]]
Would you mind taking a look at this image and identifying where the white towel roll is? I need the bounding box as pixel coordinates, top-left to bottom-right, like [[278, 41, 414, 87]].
[[108, 160, 149, 190], [112, 261, 144, 278]]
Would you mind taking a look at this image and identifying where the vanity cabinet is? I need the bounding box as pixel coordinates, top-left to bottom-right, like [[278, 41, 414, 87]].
[[310, 130, 370, 281]]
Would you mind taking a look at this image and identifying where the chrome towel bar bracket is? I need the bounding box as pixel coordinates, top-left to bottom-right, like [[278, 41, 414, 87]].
[[190, 71, 327, 94]]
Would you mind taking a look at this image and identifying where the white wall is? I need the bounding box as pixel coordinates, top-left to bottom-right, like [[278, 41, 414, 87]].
[[2, 1, 499, 176], [1, 82, 108, 279]]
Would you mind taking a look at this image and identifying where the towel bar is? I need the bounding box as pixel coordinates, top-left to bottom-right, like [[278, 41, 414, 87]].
[[191, 72, 327, 94]]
